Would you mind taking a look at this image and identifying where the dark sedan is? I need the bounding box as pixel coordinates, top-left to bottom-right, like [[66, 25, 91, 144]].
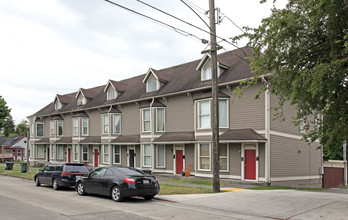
[[76, 166, 160, 202]]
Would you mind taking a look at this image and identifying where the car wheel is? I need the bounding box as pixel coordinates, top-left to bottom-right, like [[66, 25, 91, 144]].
[[52, 179, 59, 190], [77, 182, 86, 196], [35, 177, 41, 187], [111, 186, 123, 202], [144, 195, 154, 200]]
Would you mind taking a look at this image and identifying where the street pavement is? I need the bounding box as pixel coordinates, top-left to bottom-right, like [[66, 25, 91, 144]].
[[0, 174, 348, 219]]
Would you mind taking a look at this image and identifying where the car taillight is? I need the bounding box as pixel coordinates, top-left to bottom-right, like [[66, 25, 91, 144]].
[[123, 178, 136, 183], [156, 179, 158, 183], [61, 172, 72, 177]]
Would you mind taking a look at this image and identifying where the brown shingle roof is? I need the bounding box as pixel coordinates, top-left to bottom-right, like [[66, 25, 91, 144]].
[[154, 132, 195, 143], [219, 129, 266, 141], [54, 136, 72, 144], [79, 136, 101, 144], [110, 134, 140, 143]]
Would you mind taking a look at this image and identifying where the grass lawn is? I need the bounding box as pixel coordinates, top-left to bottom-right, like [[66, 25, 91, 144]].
[[249, 186, 328, 191], [158, 184, 215, 195], [169, 179, 226, 186], [0, 162, 42, 179]]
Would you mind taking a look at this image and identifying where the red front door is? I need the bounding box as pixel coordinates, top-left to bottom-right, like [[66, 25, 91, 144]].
[[245, 149, 256, 180], [176, 150, 183, 174], [94, 149, 99, 167], [68, 148, 71, 162]]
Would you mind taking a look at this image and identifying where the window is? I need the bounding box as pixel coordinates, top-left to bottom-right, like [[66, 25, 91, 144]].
[[82, 118, 88, 136], [58, 145, 64, 159], [57, 121, 63, 136], [73, 118, 79, 136], [299, 120, 304, 134], [82, 145, 88, 162], [102, 114, 109, 134], [143, 144, 152, 167], [198, 100, 210, 129], [219, 144, 228, 171], [103, 145, 109, 164], [55, 101, 62, 110], [142, 109, 150, 132], [107, 88, 116, 100], [114, 145, 121, 164], [156, 145, 165, 167], [36, 145, 44, 158], [147, 78, 157, 92], [51, 144, 55, 159], [50, 121, 55, 136], [156, 109, 165, 132], [203, 66, 212, 80], [36, 123, 43, 137], [77, 96, 87, 106], [113, 114, 121, 134], [199, 144, 210, 170], [219, 100, 228, 128], [74, 145, 79, 161]]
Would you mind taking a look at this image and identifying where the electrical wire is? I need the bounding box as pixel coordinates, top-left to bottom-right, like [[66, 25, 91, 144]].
[[221, 13, 246, 34], [179, 0, 210, 29], [183, 0, 206, 15]]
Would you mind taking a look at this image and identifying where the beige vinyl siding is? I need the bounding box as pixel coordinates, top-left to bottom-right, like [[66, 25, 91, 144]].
[[185, 144, 195, 172], [229, 84, 265, 130], [122, 104, 140, 135], [166, 95, 194, 132], [121, 146, 127, 166], [135, 145, 141, 168], [64, 116, 72, 136], [88, 110, 101, 136], [258, 143, 265, 178], [230, 143, 241, 176], [165, 144, 174, 171], [270, 135, 321, 178]]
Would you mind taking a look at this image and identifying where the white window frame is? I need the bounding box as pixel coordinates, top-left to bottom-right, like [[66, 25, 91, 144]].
[[36, 145, 45, 158], [156, 108, 165, 132], [147, 76, 158, 92], [107, 87, 116, 100], [143, 144, 152, 167], [202, 66, 212, 81], [82, 117, 89, 136], [102, 114, 109, 134], [36, 123, 44, 137], [103, 144, 110, 164], [77, 95, 87, 106], [197, 100, 211, 129], [113, 145, 121, 164], [73, 118, 79, 136], [57, 120, 63, 136], [219, 143, 229, 172], [82, 145, 88, 162], [30, 124, 34, 137], [156, 145, 166, 168], [74, 144, 79, 161], [198, 143, 211, 171], [218, 99, 229, 128], [57, 145, 64, 159], [142, 109, 151, 132], [50, 121, 55, 136], [51, 144, 55, 160], [55, 101, 62, 110], [113, 114, 121, 134]]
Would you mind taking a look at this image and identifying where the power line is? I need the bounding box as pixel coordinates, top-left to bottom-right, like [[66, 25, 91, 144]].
[[179, 0, 210, 29], [183, 0, 206, 15], [221, 13, 246, 34]]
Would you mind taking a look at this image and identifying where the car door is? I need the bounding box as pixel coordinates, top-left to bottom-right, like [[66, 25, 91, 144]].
[[98, 168, 115, 196], [84, 168, 106, 195], [40, 165, 54, 185]]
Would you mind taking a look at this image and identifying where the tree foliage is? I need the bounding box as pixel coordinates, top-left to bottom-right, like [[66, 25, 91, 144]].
[[0, 96, 11, 134], [16, 120, 28, 136], [234, 0, 348, 159], [4, 116, 16, 137]]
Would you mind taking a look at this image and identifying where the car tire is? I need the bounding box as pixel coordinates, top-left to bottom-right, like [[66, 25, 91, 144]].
[[111, 186, 123, 202], [52, 179, 59, 190], [35, 177, 41, 187], [77, 182, 86, 196], [144, 195, 154, 200]]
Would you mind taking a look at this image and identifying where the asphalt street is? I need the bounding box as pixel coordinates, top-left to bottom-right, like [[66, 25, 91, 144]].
[[0, 175, 347, 220]]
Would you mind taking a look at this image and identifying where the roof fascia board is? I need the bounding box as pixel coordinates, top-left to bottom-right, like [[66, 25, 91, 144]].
[[142, 68, 158, 83]]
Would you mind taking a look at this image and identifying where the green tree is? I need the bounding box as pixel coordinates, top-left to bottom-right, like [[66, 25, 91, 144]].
[[234, 0, 348, 159], [4, 116, 16, 137], [0, 96, 11, 134], [16, 120, 28, 136]]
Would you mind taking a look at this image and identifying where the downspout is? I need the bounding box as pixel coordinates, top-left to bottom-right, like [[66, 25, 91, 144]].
[[262, 76, 271, 186], [150, 98, 155, 171], [344, 141, 347, 186]]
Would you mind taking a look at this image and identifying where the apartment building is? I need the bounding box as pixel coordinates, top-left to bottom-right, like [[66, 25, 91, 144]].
[[28, 47, 322, 186]]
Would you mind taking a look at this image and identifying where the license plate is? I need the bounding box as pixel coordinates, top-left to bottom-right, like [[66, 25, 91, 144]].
[[143, 180, 150, 184]]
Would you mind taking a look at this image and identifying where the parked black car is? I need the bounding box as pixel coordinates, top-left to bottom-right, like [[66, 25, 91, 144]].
[[34, 163, 89, 190], [76, 166, 160, 202]]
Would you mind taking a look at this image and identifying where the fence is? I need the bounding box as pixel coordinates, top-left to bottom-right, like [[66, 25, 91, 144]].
[[322, 160, 347, 188]]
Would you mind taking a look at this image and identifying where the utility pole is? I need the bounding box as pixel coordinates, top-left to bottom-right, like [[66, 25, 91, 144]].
[[209, 0, 220, 192]]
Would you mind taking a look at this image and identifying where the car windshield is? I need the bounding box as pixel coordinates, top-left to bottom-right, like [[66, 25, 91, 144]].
[[113, 167, 145, 176], [64, 165, 88, 173]]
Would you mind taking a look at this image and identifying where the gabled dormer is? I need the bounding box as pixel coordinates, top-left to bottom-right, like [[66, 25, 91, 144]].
[[143, 68, 168, 93], [54, 94, 74, 110], [75, 89, 89, 106], [103, 80, 127, 101], [54, 96, 62, 110], [196, 54, 229, 81]]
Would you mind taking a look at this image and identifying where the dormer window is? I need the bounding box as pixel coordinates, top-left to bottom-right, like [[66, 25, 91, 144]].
[[147, 76, 158, 92], [107, 87, 116, 100], [196, 54, 229, 82], [77, 96, 86, 106], [203, 66, 212, 81], [55, 101, 62, 110]]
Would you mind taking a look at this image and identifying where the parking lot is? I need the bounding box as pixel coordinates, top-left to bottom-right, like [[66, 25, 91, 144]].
[[1, 175, 348, 219]]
